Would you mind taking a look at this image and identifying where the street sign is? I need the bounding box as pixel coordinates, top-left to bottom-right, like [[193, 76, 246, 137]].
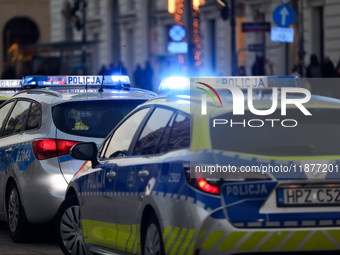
[[167, 42, 188, 53], [169, 25, 186, 42], [270, 26, 294, 43], [273, 5, 295, 27], [242, 23, 271, 33], [248, 44, 265, 52]]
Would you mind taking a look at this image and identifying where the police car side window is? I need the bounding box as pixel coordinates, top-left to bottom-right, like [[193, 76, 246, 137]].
[[26, 103, 41, 130], [155, 114, 175, 154], [0, 101, 15, 135], [133, 108, 174, 156], [3, 101, 31, 136], [103, 108, 149, 159], [167, 113, 190, 152]]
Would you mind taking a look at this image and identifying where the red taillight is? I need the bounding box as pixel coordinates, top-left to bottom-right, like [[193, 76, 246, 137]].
[[32, 139, 57, 160], [57, 140, 79, 157], [197, 178, 219, 194], [32, 139, 79, 160]]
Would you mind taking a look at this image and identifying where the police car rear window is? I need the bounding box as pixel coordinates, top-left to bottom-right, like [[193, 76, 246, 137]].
[[52, 100, 145, 138], [211, 109, 340, 156]]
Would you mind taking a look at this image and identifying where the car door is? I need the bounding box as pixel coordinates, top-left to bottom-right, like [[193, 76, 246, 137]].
[[0, 101, 16, 212], [81, 107, 151, 251], [113, 107, 175, 253]]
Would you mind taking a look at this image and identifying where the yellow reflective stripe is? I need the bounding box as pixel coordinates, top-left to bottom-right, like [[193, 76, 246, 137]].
[[301, 232, 318, 250], [216, 231, 247, 251], [237, 231, 268, 251], [133, 224, 140, 253], [116, 224, 131, 251], [85, 219, 117, 249], [201, 231, 224, 250], [197, 230, 207, 242], [320, 231, 337, 250], [165, 227, 180, 254], [280, 231, 310, 251], [228, 150, 340, 161], [178, 229, 196, 255], [163, 226, 172, 241], [82, 220, 88, 237], [187, 240, 195, 255], [170, 228, 187, 255], [328, 230, 340, 244], [258, 231, 289, 251], [127, 224, 137, 252], [191, 114, 211, 150]]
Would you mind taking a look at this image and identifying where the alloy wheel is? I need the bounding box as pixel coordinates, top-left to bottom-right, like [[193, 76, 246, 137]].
[[8, 188, 19, 233], [60, 205, 87, 255], [145, 223, 161, 255]]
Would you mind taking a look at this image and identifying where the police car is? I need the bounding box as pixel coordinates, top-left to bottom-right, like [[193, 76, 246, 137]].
[[0, 75, 156, 242], [59, 76, 340, 255], [0, 79, 23, 105]]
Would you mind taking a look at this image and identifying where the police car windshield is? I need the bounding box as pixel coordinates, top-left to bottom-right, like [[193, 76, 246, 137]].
[[211, 108, 340, 156], [52, 100, 145, 138]]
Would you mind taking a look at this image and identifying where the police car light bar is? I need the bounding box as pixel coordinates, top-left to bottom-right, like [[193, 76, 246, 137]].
[[0, 80, 23, 91], [159, 76, 301, 94], [196, 76, 301, 89], [158, 76, 190, 92], [23, 75, 130, 89]]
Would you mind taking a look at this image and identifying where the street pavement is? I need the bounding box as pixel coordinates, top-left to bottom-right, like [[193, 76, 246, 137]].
[[0, 221, 63, 255]]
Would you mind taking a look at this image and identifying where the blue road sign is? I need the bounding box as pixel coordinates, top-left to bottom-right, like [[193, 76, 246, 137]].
[[169, 25, 186, 42], [273, 5, 295, 27], [167, 42, 188, 53]]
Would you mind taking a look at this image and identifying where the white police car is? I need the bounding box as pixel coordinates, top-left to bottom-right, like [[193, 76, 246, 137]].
[[59, 76, 340, 255], [0, 75, 156, 242]]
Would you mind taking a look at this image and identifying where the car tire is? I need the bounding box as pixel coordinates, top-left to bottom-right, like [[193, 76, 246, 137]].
[[7, 182, 30, 243], [143, 213, 165, 255], [56, 195, 88, 255]]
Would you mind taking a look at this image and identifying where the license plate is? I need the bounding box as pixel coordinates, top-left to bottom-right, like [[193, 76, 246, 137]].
[[277, 186, 340, 206]]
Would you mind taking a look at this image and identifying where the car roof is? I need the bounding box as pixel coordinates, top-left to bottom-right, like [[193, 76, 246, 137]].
[[11, 87, 157, 105], [139, 93, 340, 116]]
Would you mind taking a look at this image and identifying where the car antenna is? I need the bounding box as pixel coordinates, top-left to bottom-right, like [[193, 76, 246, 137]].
[[119, 45, 125, 75], [99, 75, 104, 92], [118, 45, 125, 88], [20, 76, 24, 91]]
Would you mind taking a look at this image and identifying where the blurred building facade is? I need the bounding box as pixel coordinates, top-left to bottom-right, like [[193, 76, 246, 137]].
[[2, 1, 337, 85], [0, 0, 50, 78], [244, 0, 340, 76]]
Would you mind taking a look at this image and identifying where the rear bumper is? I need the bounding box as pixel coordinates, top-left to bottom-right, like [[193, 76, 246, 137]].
[[17, 159, 68, 224]]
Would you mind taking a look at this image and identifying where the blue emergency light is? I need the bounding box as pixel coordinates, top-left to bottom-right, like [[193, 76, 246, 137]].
[[23, 75, 131, 89]]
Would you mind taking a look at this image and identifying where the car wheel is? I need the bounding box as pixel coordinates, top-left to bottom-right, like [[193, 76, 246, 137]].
[[56, 195, 88, 255], [144, 213, 165, 255], [7, 182, 30, 242]]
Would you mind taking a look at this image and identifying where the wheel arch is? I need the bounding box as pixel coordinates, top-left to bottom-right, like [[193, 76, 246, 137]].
[[5, 177, 16, 210], [140, 204, 157, 250], [65, 186, 77, 199]]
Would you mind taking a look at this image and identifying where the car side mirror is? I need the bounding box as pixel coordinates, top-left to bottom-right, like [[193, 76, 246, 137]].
[[70, 142, 99, 168]]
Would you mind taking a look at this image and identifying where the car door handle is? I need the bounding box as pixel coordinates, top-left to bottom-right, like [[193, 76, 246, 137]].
[[106, 171, 116, 180], [5, 148, 12, 155], [138, 170, 149, 179]]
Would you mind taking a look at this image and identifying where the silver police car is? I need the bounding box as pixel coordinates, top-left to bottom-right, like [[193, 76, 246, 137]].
[[0, 75, 156, 242]]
